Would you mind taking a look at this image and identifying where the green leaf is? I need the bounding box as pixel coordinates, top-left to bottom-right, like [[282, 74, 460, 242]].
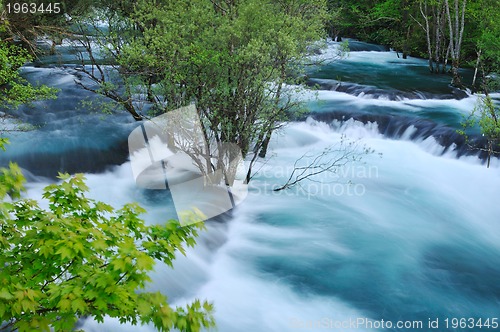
[[136, 253, 154, 270], [71, 298, 87, 312], [58, 298, 71, 312], [0, 289, 14, 300], [55, 246, 72, 260]]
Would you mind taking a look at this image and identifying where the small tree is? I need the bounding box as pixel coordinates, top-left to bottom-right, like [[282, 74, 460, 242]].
[[0, 150, 214, 331], [458, 95, 500, 167], [70, 0, 327, 183]]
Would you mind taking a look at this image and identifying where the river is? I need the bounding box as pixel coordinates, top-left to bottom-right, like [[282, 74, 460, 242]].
[[2, 39, 500, 332]]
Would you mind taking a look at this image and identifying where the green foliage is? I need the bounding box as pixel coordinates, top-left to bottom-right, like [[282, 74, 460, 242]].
[[326, 0, 424, 57], [73, 0, 327, 180], [458, 96, 500, 167], [466, 0, 500, 69], [1, 13, 214, 327], [0, 41, 57, 108], [475, 5, 500, 90], [475, 97, 500, 145], [0, 169, 214, 331], [327, 0, 499, 81], [1, 0, 94, 52]]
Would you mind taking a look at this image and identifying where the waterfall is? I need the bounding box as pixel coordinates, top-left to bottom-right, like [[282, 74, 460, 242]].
[[3, 39, 499, 332]]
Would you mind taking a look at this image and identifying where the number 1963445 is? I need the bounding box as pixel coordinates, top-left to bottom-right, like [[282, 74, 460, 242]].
[[5, 2, 62, 14]]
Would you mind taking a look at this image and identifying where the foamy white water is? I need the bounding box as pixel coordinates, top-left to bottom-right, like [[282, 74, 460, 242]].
[[6, 38, 499, 332]]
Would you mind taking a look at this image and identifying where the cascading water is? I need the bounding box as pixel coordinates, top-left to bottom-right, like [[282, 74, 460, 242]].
[[2, 39, 499, 332]]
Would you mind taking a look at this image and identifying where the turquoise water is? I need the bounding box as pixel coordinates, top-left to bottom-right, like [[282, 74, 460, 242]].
[[3, 40, 500, 332]]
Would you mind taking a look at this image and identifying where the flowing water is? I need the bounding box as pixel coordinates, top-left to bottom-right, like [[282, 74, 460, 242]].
[[2, 39, 500, 332]]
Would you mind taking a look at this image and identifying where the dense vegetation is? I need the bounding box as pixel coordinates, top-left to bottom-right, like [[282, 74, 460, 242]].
[[327, 0, 500, 90], [0, 168, 214, 332], [67, 0, 327, 183]]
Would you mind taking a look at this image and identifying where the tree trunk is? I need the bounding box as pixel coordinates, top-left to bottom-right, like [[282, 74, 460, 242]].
[[434, 1, 446, 73], [443, 41, 451, 73], [487, 141, 492, 168], [258, 131, 272, 158], [402, 0, 410, 60], [444, 0, 466, 88], [147, 74, 155, 103], [472, 49, 481, 88], [451, 60, 462, 87], [420, 1, 434, 72], [402, 26, 410, 59], [50, 41, 56, 55]]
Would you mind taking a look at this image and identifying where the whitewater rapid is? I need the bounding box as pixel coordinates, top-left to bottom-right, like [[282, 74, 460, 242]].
[[6, 39, 500, 332], [59, 116, 498, 331]]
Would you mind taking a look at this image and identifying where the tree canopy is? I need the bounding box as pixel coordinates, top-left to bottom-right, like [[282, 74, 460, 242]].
[[70, 0, 327, 182], [326, 0, 500, 90], [0, 155, 214, 332], [1, 7, 215, 330]]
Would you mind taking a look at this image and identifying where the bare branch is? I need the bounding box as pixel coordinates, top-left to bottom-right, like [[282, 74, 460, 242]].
[[274, 137, 375, 192]]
